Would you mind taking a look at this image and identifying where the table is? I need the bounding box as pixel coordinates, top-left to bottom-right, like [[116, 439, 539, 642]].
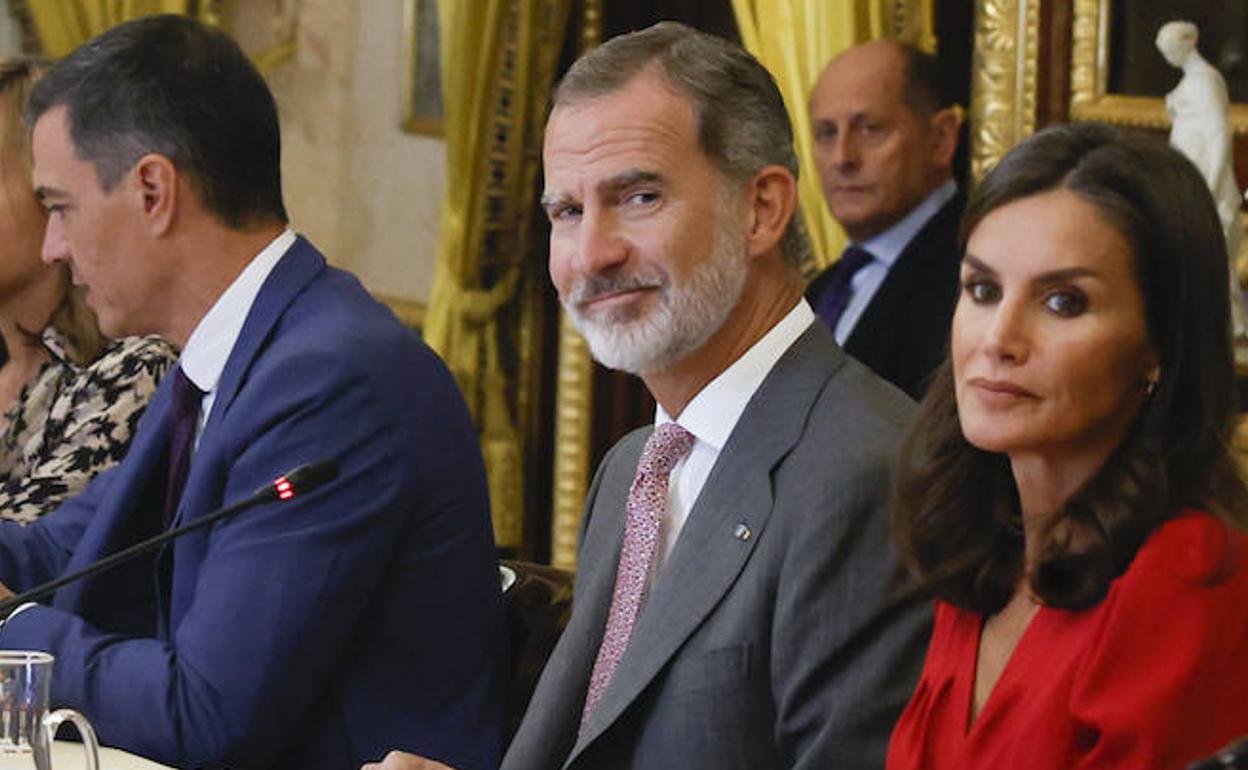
[[0, 742, 173, 769]]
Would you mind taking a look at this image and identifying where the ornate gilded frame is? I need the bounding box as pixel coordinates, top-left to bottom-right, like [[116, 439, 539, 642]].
[[400, 0, 443, 136], [1069, 0, 1248, 134], [969, 0, 1041, 181]]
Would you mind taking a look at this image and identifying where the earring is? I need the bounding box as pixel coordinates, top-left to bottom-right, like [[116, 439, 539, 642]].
[[1144, 378, 1158, 397]]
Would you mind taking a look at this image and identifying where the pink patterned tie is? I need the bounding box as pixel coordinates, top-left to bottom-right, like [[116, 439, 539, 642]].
[[580, 422, 695, 730]]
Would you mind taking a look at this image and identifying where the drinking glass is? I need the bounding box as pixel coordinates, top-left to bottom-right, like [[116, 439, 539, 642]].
[[0, 652, 97, 770]]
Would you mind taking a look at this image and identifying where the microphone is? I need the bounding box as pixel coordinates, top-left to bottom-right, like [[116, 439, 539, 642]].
[[1189, 737, 1248, 770], [262, 460, 339, 502], [0, 459, 339, 617]]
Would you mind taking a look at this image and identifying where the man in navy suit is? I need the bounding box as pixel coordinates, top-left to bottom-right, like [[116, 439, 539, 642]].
[[807, 40, 964, 400], [0, 15, 504, 770]]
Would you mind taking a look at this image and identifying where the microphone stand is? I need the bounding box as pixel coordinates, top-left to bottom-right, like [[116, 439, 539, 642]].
[[0, 460, 338, 617]]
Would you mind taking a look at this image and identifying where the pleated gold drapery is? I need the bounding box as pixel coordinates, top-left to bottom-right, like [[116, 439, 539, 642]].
[[26, 1, 219, 57], [427, 0, 571, 549], [731, 0, 935, 271]]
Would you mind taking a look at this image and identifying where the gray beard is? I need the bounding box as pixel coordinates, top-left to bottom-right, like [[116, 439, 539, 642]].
[[563, 216, 748, 376]]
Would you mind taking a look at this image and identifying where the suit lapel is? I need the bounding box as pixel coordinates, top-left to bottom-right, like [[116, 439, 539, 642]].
[[168, 236, 325, 529], [569, 324, 842, 759], [51, 240, 327, 616], [201, 236, 325, 441], [845, 193, 961, 355]]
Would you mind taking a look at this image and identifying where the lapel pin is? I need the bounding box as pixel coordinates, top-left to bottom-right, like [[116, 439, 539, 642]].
[[733, 523, 752, 542]]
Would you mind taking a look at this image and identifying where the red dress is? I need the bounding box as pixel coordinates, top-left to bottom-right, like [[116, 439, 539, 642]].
[[887, 512, 1248, 770]]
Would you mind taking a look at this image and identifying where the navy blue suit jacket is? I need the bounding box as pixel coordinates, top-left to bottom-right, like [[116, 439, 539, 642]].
[[807, 191, 964, 400], [0, 237, 506, 770]]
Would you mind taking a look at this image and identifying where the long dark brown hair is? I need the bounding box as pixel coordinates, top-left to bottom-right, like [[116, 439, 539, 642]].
[[893, 122, 1248, 613]]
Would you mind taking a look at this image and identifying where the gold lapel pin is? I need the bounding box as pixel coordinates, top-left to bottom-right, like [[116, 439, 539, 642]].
[[733, 523, 752, 542]]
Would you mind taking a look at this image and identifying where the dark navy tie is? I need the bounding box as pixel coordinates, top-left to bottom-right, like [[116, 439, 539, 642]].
[[163, 367, 204, 528], [815, 245, 874, 332]]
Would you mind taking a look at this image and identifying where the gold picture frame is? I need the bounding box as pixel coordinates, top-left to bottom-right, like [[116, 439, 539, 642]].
[[401, 0, 443, 136], [969, 0, 1041, 181], [1069, 0, 1248, 134]]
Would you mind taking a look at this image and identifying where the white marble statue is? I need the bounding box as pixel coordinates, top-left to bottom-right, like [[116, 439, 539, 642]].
[[1157, 20, 1248, 344]]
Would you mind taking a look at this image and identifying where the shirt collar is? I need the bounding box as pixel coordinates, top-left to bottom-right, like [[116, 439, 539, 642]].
[[179, 228, 297, 394], [656, 299, 815, 451], [857, 179, 957, 266]]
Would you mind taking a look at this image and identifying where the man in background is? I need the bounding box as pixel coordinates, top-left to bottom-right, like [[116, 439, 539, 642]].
[[807, 40, 963, 399], [368, 21, 929, 770], [0, 15, 504, 770]]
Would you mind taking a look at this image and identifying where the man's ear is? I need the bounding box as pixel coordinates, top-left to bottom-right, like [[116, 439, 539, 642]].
[[929, 106, 961, 171], [744, 164, 797, 260], [134, 154, 177, 235]]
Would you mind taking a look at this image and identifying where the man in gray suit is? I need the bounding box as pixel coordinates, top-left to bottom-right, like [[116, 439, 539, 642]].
[[365, 21, 929, 770]]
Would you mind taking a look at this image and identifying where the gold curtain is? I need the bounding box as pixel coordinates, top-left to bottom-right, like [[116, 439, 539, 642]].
[[27, 1, 216, 57], [428, 0, 571, 549], [731, 0, 934, 271]]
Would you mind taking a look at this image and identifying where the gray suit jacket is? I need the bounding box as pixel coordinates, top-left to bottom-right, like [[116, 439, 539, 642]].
[[504, 322, 931, 770]]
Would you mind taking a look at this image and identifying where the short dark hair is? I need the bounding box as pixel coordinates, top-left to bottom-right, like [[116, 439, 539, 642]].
[[892, 122, 1248, 613], [26, 14, 287, 228], [553, 22, 810, 269], [894, 43, 955, 117]]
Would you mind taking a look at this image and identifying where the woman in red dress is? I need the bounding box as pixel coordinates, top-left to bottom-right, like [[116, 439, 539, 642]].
[[888, 122, 1248, 770]]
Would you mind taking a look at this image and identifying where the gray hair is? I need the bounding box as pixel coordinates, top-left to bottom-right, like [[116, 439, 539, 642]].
[[554, 22, 810, 269]]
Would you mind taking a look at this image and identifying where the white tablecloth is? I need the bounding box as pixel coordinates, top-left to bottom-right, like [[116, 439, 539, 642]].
[[0, 742, 173, 769]]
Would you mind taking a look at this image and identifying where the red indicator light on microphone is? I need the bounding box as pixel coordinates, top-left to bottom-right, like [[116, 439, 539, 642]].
[[274, 477, 295, 500]]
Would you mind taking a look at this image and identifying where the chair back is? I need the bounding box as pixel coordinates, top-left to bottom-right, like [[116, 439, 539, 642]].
[[499, 560, 574, 742]]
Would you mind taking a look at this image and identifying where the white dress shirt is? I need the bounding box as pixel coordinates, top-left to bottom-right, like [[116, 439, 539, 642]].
[[653, 299, 815, 569], [834, 179, 958, 344]]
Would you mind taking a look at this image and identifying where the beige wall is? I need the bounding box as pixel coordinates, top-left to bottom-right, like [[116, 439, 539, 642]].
[[227, 0, 444, 306]]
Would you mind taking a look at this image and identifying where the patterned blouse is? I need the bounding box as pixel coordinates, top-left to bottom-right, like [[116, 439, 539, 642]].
[[0, 328, 176, 523]]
